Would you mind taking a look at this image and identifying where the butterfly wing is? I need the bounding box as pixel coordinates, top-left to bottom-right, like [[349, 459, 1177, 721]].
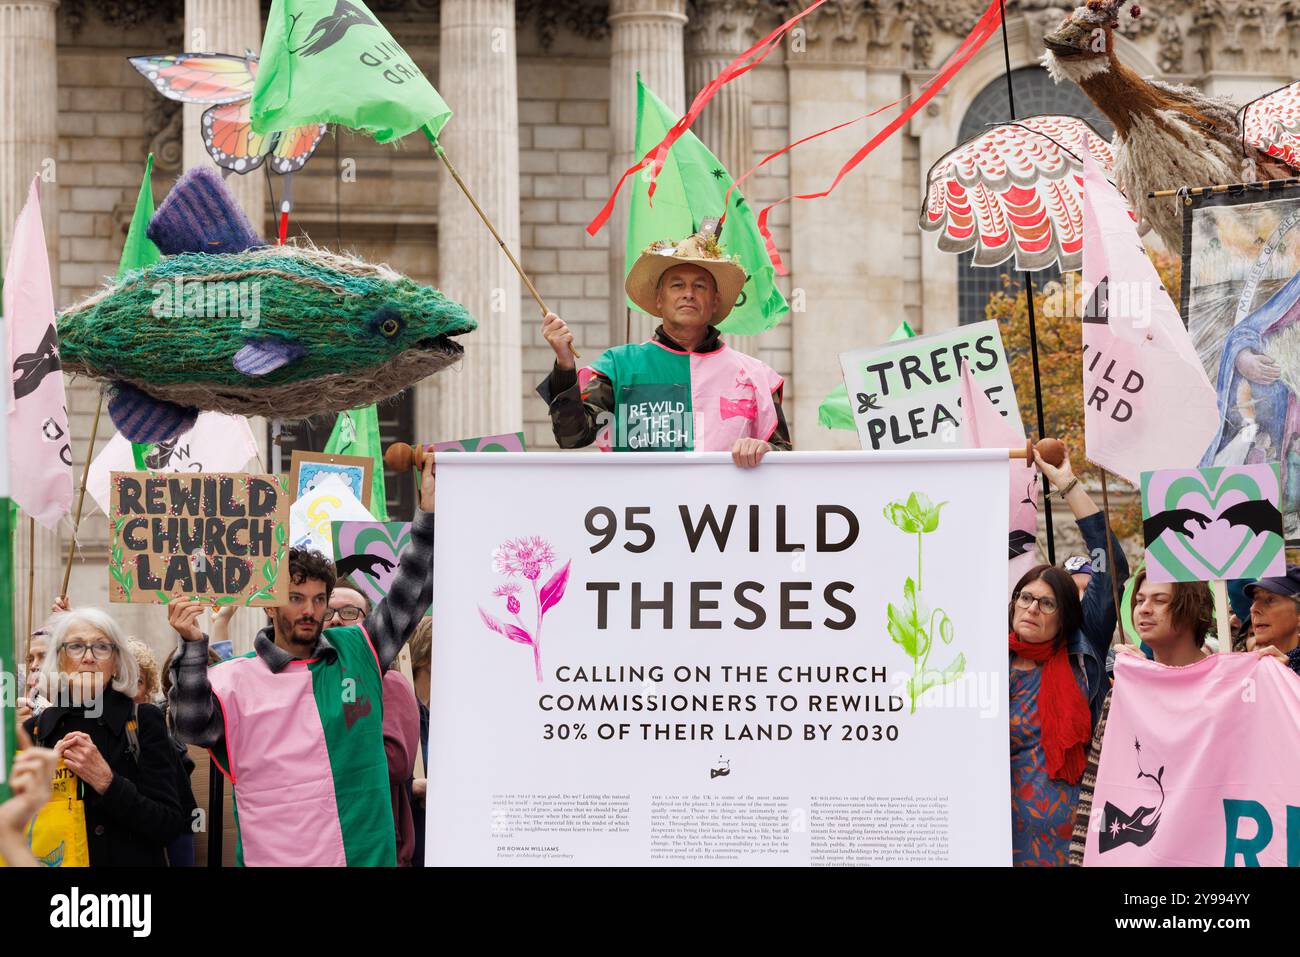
[[268, 123, 329, 175], [128, 53, 258, 105], [202, 100, 271, 174]]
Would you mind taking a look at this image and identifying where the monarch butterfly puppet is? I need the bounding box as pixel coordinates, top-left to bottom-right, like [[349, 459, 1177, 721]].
[[129, 52, 326, 175]]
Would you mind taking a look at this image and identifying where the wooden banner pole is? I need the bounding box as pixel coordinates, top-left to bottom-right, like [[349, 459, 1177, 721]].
[[60, 393, 103, 599]]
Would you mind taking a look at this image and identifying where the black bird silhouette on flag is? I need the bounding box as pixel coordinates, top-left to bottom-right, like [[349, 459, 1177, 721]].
[[1099, 737, 1165, 854], [13, 324, 62, 400], [293, 0, 377, 56]]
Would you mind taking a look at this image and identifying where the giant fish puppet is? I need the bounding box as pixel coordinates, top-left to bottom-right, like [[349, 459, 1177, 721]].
[[58, 167, 476, 443]]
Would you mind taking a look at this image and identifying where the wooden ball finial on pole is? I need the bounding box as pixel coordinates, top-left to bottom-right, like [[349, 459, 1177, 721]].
[[1008, 438, 1066, 465], [383, 442, 431, 472]]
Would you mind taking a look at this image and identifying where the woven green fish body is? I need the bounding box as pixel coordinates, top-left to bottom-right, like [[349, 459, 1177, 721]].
[[56, 167, 476, 443]]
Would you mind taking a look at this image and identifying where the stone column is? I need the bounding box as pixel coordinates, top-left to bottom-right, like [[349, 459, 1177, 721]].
[[180, 1, 267, 654], [183, 0, 267, 229], [687, 0, 761, 355], [1, 0, 61, 641], [785, 0, 870, 450], [419, 0, 522, 440], [608, 0, 686, 344]]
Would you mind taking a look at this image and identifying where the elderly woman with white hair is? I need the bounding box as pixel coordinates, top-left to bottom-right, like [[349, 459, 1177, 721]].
[[25, 607, 188, 867]]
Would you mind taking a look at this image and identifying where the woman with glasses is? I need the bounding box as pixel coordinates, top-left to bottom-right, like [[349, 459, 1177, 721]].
[[25, 608, 188, 866], [1008, 445, 1129, 867]]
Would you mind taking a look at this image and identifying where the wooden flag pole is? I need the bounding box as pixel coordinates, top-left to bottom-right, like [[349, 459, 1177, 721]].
[[26, 515, 34, 640], [60, 393, 103, 600], [1, 498, 15, 800], [1212, 580, 1232, 653], [1099, 469, 1126, 644], [426, 130, 580, 358]]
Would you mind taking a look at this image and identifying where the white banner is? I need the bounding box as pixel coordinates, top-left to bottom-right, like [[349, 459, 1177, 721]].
[[427, 451, 1012, 866]]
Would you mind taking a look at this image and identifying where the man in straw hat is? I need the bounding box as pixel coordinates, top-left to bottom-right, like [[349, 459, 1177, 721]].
[[537, 231, 791, 466]]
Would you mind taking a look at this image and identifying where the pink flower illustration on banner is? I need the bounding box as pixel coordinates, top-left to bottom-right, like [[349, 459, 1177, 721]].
[[481, 536, 570, 682], [493, 582, 522, 615]]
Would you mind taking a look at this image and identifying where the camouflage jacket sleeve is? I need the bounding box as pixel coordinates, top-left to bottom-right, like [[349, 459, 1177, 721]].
[[536, 363, 611, 449], [769, 387, 792, 451], [168, 637, 223, 749], [365, 509, 436, 671]]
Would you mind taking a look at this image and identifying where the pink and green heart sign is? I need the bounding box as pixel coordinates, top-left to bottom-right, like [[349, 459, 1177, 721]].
[[1141, 464, 1285, 584], [330, 521, 412, 607]]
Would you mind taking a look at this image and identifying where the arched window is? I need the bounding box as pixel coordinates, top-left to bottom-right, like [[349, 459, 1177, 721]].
[[956, 67, 1114, 325]]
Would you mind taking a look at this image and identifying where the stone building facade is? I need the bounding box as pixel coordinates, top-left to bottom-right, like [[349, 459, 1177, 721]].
[[3, 0, 1295, 652]]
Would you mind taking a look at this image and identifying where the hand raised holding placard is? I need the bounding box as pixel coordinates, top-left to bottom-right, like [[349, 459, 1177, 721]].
[[418, 449, 437, 513], [168, 599, 206, 643]]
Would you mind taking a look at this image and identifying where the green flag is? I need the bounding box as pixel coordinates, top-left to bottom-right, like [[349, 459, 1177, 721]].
[[118, 156, 163, 470], [251, 0, 452, 143], [627, 76, 788, 337], [818, 321, 915, 431], [325, 406, 389, 521]]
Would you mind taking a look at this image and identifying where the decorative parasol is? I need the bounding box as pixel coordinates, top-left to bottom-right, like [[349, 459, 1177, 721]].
[[920, 114, 1116, 272], [1240, 81, 1300, 170]]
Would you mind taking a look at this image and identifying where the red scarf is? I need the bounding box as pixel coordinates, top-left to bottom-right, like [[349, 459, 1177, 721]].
[[1008, 633, 1091, 784]]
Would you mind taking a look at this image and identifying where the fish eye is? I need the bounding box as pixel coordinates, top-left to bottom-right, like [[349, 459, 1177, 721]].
[[369, 306, 405, 339]]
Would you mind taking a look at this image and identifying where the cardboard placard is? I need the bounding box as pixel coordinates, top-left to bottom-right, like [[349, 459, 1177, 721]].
[[108, 471, 289, 606], [839, 320, 1020, 451], [290, 450, 373, 506]]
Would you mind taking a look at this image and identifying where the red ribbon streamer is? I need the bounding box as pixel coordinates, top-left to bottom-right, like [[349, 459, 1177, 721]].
[[757, 0, 1004, 274], [586, 0, 828, 238]]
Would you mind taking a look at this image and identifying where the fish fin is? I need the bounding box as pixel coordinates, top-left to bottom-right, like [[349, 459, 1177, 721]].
[[233, 337, 306, 376], [147, 166, 264, 255], [108, 383, 199, 444]]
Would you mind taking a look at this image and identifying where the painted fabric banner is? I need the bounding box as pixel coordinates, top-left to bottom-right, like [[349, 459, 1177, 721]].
[[87, 411, 259, 517], [1141, 464, 1285, 584], [1083, 654, 1300, 867], [428, 451, 1012, 866], [1182, 186, 1300, 542], [839, 320, 1021, 452]]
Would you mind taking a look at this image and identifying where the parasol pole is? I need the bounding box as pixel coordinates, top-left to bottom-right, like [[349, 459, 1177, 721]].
[[999, 0, 1055, 563]]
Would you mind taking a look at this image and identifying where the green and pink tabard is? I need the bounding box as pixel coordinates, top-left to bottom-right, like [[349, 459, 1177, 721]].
[[589, 339, 783, 452], [207, 624, 394, 866]]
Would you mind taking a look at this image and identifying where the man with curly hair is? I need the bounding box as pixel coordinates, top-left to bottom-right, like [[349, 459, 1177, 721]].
[[165, 455, 437, 866]]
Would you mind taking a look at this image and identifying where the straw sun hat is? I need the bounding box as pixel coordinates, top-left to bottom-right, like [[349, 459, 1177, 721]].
[[624, 231, 747, 322]]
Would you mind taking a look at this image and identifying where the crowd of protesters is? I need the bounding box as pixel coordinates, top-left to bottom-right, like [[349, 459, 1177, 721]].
[[3, 441, 1299, 868]]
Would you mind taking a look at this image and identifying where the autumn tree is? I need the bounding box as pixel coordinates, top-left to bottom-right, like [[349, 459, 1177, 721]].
[[981, 252, 1181, 543]]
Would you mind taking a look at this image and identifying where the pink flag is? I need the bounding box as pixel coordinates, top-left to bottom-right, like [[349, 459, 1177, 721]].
[[1081, 154, 1218, 483], [959, 358, 1040, 593], [4, 177, 71, 530], [87, 411, 259, 517], [1083, 654, 1300, 866]]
